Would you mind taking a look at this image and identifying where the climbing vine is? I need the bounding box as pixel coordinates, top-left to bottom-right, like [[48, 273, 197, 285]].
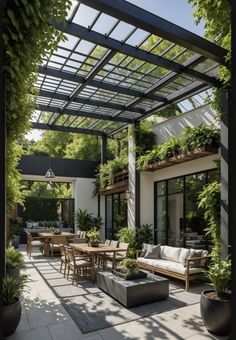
[[3, 0, 72, 210]]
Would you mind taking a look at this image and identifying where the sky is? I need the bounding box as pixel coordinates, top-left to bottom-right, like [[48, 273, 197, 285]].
[[26, 0, 205, 141]]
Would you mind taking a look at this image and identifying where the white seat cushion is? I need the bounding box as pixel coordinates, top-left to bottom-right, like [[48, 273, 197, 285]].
[[31, 241, 43, 246], [159, 246, 181, 262], [137, 257, 203, 275]]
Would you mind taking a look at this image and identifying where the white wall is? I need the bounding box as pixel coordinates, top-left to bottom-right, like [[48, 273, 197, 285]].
[[140, 154, 218, 228], [152, 105, 218, 144], [73, 178, 98, 232]]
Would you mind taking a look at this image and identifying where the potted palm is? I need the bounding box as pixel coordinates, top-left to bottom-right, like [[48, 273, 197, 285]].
[[200, 259, 231, 336], [6, 246, 25, 277], [3, 274, 28, 336]]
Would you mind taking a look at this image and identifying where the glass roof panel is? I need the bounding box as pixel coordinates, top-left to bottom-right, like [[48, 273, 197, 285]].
[[72, 4, 99, 27]]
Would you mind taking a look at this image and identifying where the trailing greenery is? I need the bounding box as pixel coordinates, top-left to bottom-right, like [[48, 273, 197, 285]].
[[97, 156, 128, 190], [198, 181, 221, 262], [137, 124, 220, 171], [2, 274, 28, 305], [132, 124, 156, 157], [181, 124, 220, 151], [188, 0, 230, 122], [4, 0, 72, 209], [75, 209, 103, 232], [6, 246, 24, 269]]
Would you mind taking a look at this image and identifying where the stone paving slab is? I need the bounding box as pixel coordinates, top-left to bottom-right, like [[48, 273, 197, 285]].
[[7, 246, 228, 340]]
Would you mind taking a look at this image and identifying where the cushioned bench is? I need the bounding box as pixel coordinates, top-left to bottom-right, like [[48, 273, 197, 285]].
[[137, 244, 210, 291]]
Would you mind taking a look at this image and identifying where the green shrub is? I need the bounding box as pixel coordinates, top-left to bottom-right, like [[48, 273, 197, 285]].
[[75, 209, 103, 232], [135, 224, 153, 250], [181, 124, 220, 151], [117, 228, 136, 258], [6, 247, 24, 269], [3, 274, 29, 305], [205, 259, 231, 297]]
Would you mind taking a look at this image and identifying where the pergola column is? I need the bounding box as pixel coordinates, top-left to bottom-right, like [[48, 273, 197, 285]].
[[220, 90, 229, 259], [0, 6, 6, 336], [128, 123, 140, 228], [99, 135, 107, 240]]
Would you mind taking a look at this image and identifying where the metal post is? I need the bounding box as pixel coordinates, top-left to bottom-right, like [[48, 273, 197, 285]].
[[0, 2, 6, 337], [220, 90, 229, 259], [101, 135, 108, 164]]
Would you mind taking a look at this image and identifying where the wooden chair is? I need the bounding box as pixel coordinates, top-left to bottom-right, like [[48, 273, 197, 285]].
[[104, 242, 129, 269], [49, 236, 67, 257], [66, 247, 92, 284], [59, 244, 69, 277], [26, 232, 44, 258]]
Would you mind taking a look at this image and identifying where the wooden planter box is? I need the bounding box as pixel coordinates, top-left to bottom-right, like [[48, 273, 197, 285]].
[[98, 171, 128, 195], [143, 146, 218, 172]]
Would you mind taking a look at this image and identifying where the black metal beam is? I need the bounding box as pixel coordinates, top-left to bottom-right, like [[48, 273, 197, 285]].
[[36, 104, 133, 123], [32, 122, 105, 136], [52, 20, 219, 86], [108, 81, 209, 136], [38, 66, 167, 103], [50, 49, 116, 125], [124, 56, 208, 112], [80, 0, 227, 65], [38, 89, 145, 114]]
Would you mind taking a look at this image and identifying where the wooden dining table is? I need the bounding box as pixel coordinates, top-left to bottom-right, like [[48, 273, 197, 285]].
[[70, 243, 127, 283], [39, 232, 77, 257]]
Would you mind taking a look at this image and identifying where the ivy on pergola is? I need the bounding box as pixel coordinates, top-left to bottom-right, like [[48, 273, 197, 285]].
[[33, 0, 227, 139]]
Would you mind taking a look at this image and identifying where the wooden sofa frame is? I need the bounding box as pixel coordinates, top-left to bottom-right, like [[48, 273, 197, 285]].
[[136, 250, 210, 291]]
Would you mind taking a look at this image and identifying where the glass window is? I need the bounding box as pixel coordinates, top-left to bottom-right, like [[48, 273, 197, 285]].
[[168, 177, 184, 194], [157, 181, 166, 196], [106, 195, 113, 239]]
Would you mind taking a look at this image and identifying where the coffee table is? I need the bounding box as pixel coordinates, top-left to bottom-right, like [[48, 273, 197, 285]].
[[97, 271, 169, 308]]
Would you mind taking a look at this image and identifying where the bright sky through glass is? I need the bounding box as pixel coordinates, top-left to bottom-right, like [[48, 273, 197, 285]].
[[26, 0, 205, 141]]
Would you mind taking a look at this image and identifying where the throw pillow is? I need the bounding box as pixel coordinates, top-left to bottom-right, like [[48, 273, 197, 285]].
[[188, 249, 203, 267], [144, 244, 160, 259], [26, 221, 33, 229], [179, 248, 190, 266], [140, 243, 149, 257]]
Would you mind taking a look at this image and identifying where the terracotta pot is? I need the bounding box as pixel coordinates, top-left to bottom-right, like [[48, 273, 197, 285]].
[[3, 298, 22, 336], [200, 289, 231, 336]]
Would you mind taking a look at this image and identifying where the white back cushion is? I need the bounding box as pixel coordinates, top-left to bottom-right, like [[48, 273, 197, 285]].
[[178, 248, 190, 265], [159, 246, 181, 262]]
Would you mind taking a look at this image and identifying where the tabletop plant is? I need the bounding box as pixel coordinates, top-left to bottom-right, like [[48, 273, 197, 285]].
[[120, 258, 139, 276], [86, 228, 100, 247]]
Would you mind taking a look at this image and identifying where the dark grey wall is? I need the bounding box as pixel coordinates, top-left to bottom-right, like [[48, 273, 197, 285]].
[[19, 155, 100, 179]]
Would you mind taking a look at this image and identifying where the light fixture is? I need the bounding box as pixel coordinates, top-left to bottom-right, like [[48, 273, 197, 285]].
[[45, 157, 55, 179], [46, 181, 53, 190], [125, 189, 131, 200]]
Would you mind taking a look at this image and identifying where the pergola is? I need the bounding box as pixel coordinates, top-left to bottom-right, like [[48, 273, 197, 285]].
[[32, 0, 227, 139], [0, 1, 235, 336]]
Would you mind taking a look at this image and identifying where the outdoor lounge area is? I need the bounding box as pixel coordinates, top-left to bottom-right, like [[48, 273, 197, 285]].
[[0, 0, 234, 339]]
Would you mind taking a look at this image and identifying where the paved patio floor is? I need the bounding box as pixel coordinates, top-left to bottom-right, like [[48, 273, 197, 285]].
[[7, 245, 229, 340]]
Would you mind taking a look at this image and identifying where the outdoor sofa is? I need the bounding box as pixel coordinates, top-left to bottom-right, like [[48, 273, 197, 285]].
[[137, 244, 210, 291]]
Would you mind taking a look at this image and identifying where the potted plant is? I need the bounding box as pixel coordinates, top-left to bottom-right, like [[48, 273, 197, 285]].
[[198, 179, 231, 336], [9, 217, 23, 248], [3, 274, 28, 337], [6, 246, 25, 277], [87, 228, 100, 247], [200, 259, 231, 336], [113, 258, 147, 280]]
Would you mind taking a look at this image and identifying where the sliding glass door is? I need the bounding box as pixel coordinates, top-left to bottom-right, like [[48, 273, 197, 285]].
[[154, 169, 218, 248], [105, 192, 127, 239]]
